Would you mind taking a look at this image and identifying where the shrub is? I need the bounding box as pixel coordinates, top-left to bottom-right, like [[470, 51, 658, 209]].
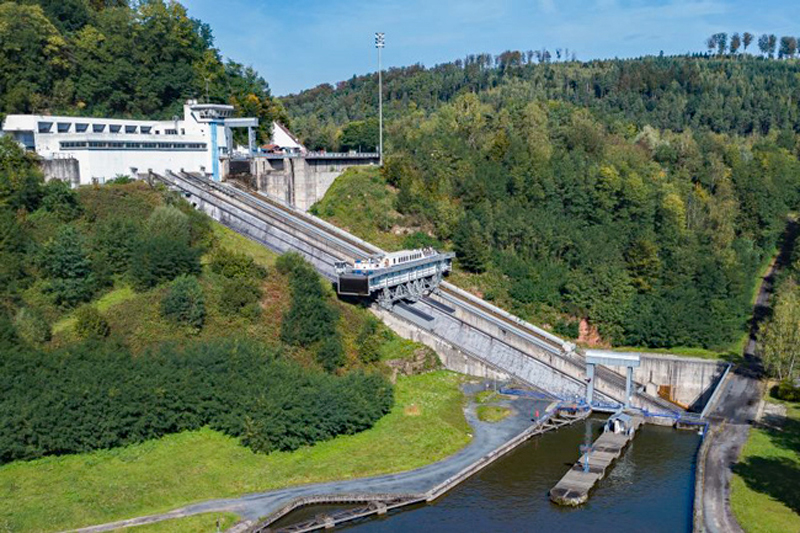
[[218, 276, 261, 318], [129, 234, 201, 289], [145, 205, 190, 243], [275, 251, 305, 275], [357, 316, 382, 363], [41, 179, 82, 221], [14, 307, 51, 345], [161, 275, 205, 330], [73, 306, 110, 339], [210, 248, 267, 280], [316, 335, 345, 372], [775, 380, 800, 402]]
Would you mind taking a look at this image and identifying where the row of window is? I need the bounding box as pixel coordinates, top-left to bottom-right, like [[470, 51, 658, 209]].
[[60, 141, 207, 151], [38, 122, 184, 135]]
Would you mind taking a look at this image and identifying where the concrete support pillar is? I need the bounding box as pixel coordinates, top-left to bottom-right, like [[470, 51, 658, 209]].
[[210, 121, 220, 182], [248, 126, 255, 154], [586, 363, 595, 405], [626, 366, 633, 408]]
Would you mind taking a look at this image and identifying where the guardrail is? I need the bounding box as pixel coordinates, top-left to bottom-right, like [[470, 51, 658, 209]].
[[700, 363, 733, 419]]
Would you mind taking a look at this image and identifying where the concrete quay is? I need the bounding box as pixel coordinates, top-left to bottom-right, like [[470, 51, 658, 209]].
[[549, 413, 645, 506]]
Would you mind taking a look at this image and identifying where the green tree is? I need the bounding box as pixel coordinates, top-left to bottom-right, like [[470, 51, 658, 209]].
[[130, 233, 201, 289], [0, 136, 43, 211], [729, 33, 741, 54], [92, 217, 140, 274], [161, 275, 205, 330], [41, 179, 82, 221], [280, 255, 339, 347], [339, 119, 378, 152], [778, 36, 798, 59], [759, 278, 800, 382], [453, 216, 490, 273], [42, 226, 97, 307], [742, 32, 754, 52], [0, 3, 67, 113]]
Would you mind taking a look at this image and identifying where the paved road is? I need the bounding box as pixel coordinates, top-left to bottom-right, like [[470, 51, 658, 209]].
[[67, 387, 550, 533], [698, 221, 796, 533], [701, 373, 761, 533]]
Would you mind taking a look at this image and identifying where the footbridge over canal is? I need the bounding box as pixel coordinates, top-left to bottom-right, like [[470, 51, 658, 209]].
[[152, 171, 727, 417]]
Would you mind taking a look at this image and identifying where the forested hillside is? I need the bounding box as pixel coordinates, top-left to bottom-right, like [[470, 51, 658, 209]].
[[283, 55, 800, 150], [0, 0, 286, 140], [294, 54, 800, 351], [0, 137, 405, 463]]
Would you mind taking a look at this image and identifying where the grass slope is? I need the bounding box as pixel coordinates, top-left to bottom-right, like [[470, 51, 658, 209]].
[[111, 513, 239, 533], [731, 395, 800, 533], [0, 371, 469, 533]]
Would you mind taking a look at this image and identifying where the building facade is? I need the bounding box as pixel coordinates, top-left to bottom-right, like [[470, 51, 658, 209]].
[[1, 100, 257, 185]]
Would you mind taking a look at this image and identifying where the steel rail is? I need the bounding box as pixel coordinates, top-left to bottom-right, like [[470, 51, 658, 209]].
[[160, 173, 677, 413]]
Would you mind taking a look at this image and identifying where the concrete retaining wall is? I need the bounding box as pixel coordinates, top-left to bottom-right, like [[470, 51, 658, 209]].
[[251, 156, 377, 211], [42, 157, 80, 186], [637, 354, 728, 409]]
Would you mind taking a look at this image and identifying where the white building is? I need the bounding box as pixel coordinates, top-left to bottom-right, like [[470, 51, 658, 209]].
[[270, 121, 306, 154], [1, 100, 257, 185]]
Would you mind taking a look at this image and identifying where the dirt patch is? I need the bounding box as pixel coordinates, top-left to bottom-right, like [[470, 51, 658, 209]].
[[577, 318, 608, 347], [404, 404, 421, 416], [385, 348, 440, 383]]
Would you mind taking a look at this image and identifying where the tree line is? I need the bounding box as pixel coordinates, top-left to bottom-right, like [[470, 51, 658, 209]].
[[706, 32, 800, 59], [0, 0, 287, 141], [283, 54, 800, 151], [0, 337, 393, 463]]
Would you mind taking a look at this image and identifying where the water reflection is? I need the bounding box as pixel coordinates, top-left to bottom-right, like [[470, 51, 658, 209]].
[[334, 418, 700, 532]]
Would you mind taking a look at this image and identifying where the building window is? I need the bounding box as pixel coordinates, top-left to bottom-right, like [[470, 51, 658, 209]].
[[109, 125, 122, 133], [75, 123, 89, 133], [125, 125, 138, 134], [57, 122, 71, 133], [93, 124, 106, 133], [165, 129, 178, 135], [141, 126, 152, 134], [37, 122, 53, 134]]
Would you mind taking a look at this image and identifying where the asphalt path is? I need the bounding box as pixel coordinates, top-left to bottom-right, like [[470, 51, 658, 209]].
[[698, 221, 797, 533], [67, 387, 549, 533]]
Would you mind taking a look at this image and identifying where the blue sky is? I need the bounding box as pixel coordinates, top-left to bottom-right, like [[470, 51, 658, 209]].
[[181, 0, 798, 96]]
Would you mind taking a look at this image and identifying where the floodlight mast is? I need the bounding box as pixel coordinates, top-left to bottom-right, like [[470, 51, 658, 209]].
[[375, 32, 385, 166]]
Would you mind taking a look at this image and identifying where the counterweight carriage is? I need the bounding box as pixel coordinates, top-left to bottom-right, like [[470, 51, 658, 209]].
[[335, 247, 454, 308]]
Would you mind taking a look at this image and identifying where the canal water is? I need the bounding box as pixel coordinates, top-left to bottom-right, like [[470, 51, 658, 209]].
[[277, 417, 700, 532]]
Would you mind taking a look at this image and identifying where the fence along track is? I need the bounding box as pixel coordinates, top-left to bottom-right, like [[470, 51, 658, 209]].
[[250, 404, 589, 533], [159, 172, 677, 413]]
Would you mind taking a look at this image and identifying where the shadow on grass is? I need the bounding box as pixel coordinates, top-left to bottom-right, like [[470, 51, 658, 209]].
[[732, 456, 800, 515], [763, 412, 800, 454]]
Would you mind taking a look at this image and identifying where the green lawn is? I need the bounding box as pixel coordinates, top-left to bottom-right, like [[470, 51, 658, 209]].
[[0, 371, 469, 533], [731, 394, 800, 533], [112, 513, 239, 533]]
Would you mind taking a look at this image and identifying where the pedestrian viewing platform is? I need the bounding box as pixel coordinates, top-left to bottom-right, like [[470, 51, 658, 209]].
[[549, 411, 645, 506]]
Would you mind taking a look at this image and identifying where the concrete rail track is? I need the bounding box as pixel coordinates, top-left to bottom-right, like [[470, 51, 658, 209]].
[[153, 171, 679, 414]]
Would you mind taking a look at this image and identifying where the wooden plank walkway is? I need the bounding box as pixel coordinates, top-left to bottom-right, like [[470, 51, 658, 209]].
[[549, 413, 644, 506]]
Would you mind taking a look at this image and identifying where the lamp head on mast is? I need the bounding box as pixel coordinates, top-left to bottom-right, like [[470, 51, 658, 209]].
[[375, 32, 385, 48]]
